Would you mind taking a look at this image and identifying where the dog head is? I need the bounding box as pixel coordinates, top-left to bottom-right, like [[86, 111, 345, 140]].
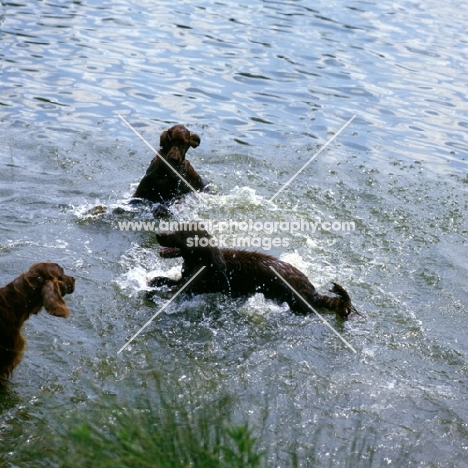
[[156, 227, 226, 273], [21, 262, 75, 318], [159, 124, 200, 167]]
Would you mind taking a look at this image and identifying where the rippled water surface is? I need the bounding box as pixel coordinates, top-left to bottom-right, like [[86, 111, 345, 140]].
[[1, 0, 468, 466]]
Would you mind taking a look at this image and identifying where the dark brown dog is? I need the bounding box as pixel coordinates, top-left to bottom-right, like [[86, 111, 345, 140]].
[[148, 227, 357, 319], [132, 125, 206, 212], [0, 263, 75, 380]]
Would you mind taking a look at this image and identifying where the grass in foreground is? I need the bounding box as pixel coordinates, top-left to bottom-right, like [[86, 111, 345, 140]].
[[50, 381, 265, 468]]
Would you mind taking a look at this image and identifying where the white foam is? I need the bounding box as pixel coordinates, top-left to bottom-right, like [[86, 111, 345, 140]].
[[280, 250, 310, 272], [239, 293, 288, 318]]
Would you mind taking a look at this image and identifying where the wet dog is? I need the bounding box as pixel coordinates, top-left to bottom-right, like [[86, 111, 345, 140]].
[[0, 263, 75, 380], [148, 227, 357, 319], [132, 124, 206, 216]]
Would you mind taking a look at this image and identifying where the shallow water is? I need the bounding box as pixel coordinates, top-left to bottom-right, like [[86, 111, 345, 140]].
[[1, 0, 468, 466]]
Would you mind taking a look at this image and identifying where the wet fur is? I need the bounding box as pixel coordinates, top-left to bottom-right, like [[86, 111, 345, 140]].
[[132, 124, 206, 213], [0, 263, 75, 380], [148, 228, 356, 319]]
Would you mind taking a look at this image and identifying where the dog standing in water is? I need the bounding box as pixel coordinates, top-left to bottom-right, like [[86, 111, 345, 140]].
[[0, 263, 75, 380], [132, 125, 206, 215]]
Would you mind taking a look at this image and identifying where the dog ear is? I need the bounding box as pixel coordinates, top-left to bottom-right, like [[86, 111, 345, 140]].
[[160, 129, 171, 149], [189, 132, 200, 148], [42, 280, 70, 318]]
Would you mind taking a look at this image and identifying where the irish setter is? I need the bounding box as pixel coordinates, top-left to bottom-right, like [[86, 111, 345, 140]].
[[132, 124, 206, 215], [0, 262, 75, 380], [148, 227, 357, 319]]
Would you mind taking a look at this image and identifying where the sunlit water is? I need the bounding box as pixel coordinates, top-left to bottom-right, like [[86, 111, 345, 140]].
[[1, 0, 468, 466]]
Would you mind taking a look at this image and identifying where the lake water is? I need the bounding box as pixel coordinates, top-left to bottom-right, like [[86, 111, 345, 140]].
[[1, 0, 468, 466]]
